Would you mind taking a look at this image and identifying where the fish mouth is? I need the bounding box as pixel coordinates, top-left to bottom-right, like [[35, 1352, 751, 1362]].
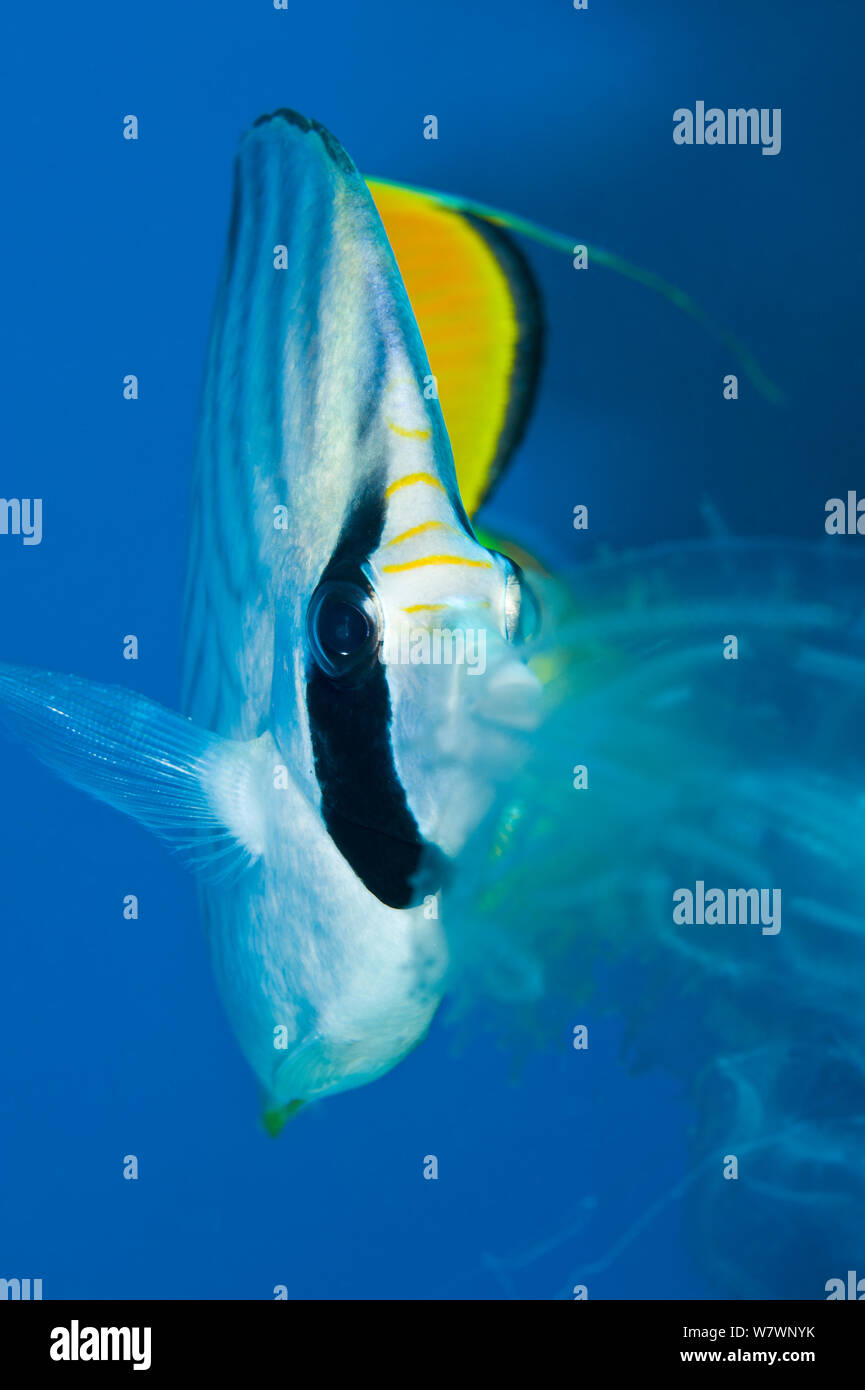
[[326, 808, 449, 910]]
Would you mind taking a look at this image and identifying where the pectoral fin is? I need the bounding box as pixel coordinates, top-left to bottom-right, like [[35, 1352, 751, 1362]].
[[0, 663, 271, 877]]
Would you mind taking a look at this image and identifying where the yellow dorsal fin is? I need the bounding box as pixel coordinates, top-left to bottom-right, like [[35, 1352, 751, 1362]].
[[367, 179, 543, 519], [367, 175, 783, 517]]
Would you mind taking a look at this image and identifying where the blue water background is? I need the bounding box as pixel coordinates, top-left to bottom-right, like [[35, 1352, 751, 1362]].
[[0, 0, 861, 1298]]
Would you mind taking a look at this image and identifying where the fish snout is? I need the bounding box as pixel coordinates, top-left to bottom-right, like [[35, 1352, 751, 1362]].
[[465, 654, 544, 732]]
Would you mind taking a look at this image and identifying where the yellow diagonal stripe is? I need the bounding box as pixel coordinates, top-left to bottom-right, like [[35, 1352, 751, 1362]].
[[388, 422, 432, 440], [384, 472, 446, 498], [382, 554, 493, 574], [387, 520, 453, 547]]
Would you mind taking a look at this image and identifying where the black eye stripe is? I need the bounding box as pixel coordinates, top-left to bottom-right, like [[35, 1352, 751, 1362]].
[[306, 655, 427, 908], [305, 484, 438, 908]]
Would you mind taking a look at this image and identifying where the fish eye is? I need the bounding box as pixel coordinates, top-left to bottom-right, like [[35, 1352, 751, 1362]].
[[307, 579, 382, 682], [501, 557, 541, 644]]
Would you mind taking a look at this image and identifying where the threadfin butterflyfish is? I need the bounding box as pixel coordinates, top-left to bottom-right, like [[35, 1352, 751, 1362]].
[[0, 109, 549, 1129], [2, 112, 864, 1308]]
